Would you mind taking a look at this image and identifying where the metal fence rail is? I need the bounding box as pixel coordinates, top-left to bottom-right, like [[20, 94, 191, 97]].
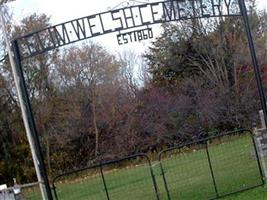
[[51, 129, 264, 200], [20, 182, 42, 200], [52, 153, 160, 200], [0, 182, 42, 200], [158, 129, 264, 200]]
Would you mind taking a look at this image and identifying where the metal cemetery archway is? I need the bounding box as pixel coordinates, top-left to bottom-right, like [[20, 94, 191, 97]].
[[9, 0, 267, 199]]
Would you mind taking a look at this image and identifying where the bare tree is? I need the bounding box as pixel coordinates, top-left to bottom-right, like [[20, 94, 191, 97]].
[[55, 42, 122, 159]]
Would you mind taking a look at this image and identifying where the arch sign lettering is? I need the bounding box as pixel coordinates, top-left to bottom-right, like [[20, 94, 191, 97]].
[[10, 0, 267, 199], [16, 0, 241, 59]]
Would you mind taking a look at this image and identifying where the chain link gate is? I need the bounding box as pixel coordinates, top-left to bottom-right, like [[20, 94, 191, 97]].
[[52, 153, 160, 200], [158, 129, 264, 200], [51, 129, 264, 200]]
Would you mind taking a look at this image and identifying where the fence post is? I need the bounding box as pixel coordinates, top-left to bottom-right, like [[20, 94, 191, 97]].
[[146, 158, 160, 200], [100, 162, 110, 200], [52, 183, 58, 200], [205, 141, 219, 198], [158, 154, 171, 200]]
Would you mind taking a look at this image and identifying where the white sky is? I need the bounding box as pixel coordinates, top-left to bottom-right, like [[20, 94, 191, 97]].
[[8, 0, 160, 54], [5, 0, 267, 54]]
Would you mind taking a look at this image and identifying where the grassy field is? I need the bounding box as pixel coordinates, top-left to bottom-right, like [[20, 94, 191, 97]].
[[23, 133, 267, 200]]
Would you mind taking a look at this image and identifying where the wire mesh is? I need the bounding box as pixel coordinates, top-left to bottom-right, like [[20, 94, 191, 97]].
[[53, 166, 107, 200], [101, 155, 159, 200], [158, 130, 264, 200], [207, 132, 263, 196], [53, 154, 159, 200], [21, 183, 42, 200], [158, 144, 216, 200], [52, 130, 263, 200]]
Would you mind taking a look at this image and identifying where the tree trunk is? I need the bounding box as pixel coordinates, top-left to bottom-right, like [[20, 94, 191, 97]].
[[91, 97, 99, 158]]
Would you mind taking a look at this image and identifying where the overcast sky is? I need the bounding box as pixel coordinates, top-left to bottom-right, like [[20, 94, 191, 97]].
[[6, 0, 267, 54]]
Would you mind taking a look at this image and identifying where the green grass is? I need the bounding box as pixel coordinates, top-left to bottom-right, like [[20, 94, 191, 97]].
[[156, 135, 263, 200], [222, 186, 267, 200], [23, 133, 267, 200]]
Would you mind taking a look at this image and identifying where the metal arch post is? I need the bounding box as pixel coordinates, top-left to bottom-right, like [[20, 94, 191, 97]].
[[238, 0, 267, 128], [11, 40, 53, 200]]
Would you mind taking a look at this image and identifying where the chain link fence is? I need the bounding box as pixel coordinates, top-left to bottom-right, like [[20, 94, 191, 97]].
[[20, 182, 42, 200], [158, 129, 264, 200], [52, 154, 159, 200], [50, 129, 264, 200]]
